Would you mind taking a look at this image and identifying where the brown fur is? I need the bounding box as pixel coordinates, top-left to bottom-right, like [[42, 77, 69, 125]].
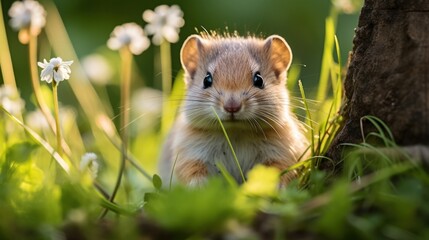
[[159, 34, 309, 187], [175, 159, 208, 185]]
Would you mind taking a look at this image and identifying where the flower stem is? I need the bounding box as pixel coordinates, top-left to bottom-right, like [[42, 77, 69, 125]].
[[0, 1, 17, 89], [29, 36, 57, 135], [100, 48, 132, 218], [160, 40, 172, 136], [52, 81, 63, 157]]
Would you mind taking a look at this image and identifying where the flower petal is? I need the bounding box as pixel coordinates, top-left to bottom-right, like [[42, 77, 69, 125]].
[[142, 5, 184, 44], [8, 0, 46, 37], [53, 70, 63, 82], [62, 60, 74, 66], [107, 38, 122, 50], [162, 26, 179, 43], [37, 61, 46, 68], [107, 22, 149, 55], [142, 10, 155, 22]]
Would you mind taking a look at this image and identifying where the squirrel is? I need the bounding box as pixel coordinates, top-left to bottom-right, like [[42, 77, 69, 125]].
[[159, 33, 309, 187]]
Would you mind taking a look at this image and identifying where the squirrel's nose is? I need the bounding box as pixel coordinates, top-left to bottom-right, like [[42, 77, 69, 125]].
[[224, 99, 241, 113]]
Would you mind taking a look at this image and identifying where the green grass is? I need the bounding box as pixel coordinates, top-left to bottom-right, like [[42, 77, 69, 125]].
[[1, 1, 429, 239], [211, 106, 246, 183]]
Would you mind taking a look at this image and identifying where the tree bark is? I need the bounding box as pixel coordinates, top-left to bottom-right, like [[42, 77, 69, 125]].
[[326, 0, 429, 165]]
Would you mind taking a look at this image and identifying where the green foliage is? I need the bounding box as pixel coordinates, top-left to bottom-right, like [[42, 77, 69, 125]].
[[152, 174, 162, 190], [145, 179, 236, 234], [5, 142, 38, 163], [315, 181, 352, 238]]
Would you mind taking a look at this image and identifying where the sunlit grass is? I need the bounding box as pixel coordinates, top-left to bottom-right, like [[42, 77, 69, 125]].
[[1, 106, 71, 174], [0, 1, 16, 89]]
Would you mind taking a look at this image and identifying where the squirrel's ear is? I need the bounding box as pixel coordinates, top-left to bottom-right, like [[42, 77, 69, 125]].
[[263, 35, 293, 77], [181, 35, 204, 78]]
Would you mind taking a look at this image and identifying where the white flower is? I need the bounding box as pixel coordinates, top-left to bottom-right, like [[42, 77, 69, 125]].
[[80, 153, 99, 179], [0, 85, 25, 116], [81, 54, 113, 85], [131, 88, 162, 133], [26, 107, 75, 132], [8, 0, 46, 36], [37, 57, 73, 84], [107, 23, 150, 55], [25, 109, 49, 131], [143, 5, 185, 45], [332, 0, 362, 14]]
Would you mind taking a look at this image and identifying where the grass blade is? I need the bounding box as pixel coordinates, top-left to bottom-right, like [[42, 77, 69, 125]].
[[302, 162, 415, 213], [361, 116, 395, 144], [99, 197, 135, 216], [211, 107, 246, 183], [98, 123, 152, 181], [169, 154, 179, 191], [0, 1, 17, 88], [316, 17, 335, 102], [299, 80, 314, 156], [215, 161, 238, 188], [2, 107, 71, 174]]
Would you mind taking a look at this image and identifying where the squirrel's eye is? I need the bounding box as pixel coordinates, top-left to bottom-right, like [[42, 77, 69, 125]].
[[253, 72, 264, 89], [203, 72, 213, 89]]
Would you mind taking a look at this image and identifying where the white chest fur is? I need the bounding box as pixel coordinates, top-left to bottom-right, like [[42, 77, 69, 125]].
[[172, 127, 290, 183]]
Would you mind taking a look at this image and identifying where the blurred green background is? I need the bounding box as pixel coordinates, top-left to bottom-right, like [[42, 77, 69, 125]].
[[1, 0, 359, 103]]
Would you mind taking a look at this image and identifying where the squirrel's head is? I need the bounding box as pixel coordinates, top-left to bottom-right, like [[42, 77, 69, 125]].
[[180, 34, 294, 131]]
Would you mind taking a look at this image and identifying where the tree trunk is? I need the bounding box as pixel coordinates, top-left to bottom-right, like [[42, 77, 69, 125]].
[[326, 0, 429, 165]]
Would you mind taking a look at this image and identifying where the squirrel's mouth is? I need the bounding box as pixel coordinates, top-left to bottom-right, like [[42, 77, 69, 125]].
[[216, 112, 247, 125], [224, 113, 239, 122], [221, 114, 248, 126], [229, 113, 236, 121]]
